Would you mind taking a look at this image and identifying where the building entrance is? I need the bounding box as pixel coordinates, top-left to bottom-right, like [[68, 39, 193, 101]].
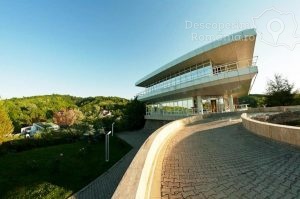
[[211, 100, 217, 112]]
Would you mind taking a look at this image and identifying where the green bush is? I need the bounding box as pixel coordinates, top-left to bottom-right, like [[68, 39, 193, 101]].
[[0, 138, 70, 153], [0, 127, 107, 155], [0, 130, 79, 154]]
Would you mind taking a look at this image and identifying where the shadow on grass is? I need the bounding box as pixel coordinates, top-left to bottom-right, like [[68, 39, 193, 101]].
[[0, 136, 132, 199]]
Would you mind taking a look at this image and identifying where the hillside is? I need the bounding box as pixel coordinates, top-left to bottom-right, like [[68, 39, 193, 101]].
[[2, 95, 141, 133]]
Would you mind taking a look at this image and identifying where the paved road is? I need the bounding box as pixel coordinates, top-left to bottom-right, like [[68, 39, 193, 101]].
[[161, 119, 300, 199]]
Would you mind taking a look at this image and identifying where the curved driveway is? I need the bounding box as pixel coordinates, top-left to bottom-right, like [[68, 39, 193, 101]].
[[161, 119, 300, 199]]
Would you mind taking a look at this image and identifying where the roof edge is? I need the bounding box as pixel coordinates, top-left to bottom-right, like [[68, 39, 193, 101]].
[[136, 28, 257, 87]]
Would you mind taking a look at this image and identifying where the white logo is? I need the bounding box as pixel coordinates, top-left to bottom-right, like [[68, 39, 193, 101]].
[[253, 7, 300, 50]]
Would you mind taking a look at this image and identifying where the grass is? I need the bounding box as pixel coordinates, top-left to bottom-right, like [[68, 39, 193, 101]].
[[0, 136, 132, 199]]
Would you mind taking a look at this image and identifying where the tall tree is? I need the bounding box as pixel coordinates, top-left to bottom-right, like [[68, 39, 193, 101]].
[[265, 74, 296, 106], [0, 102, 14, 137], [123, 97, 146, 130]]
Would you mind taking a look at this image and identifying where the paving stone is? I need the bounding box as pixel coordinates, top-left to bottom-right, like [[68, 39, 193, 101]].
[[214, 192, 227, 199], [181, 190, 195, 198], [161, 119, 300, 199], [171, 187, 183, 194], [169, 194, 183, 199], [283, 193, 297, 199], [169, 182, 180, 188], [183, 186, 194, 192], [162, 187, 171, 193]]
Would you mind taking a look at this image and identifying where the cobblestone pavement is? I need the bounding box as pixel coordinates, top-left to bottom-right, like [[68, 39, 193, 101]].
[[161, 119, 300, 199]]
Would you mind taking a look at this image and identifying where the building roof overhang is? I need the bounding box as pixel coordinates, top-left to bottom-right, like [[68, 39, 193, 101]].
[[136, 28, 257, 87]]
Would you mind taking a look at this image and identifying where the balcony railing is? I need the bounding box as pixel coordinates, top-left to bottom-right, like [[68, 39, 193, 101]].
[[137, 57, 258, 99]]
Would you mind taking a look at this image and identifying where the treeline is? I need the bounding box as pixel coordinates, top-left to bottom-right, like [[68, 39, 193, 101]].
[[1, 94, 145, 134], [239, 94, 300, 108], [239, 75, 300, 108], [238, 94, 267, 108]]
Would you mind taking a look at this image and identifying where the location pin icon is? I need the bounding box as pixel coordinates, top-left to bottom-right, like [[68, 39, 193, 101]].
[[267, 18, 285, 44]]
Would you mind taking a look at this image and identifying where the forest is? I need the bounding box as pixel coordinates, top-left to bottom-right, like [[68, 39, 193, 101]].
[[0, 94, 145, 138]]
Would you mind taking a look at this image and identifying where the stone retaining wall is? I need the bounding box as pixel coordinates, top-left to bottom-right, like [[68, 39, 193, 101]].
[[241, 113, 300, 147]]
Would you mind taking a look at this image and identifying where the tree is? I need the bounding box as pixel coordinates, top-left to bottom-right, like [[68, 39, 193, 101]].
[[123, 97, 146, 130], [238, 96, 258, 108], [0, 103, 14, 138], [265, 74, 296, 106], [53, 108, 82, 127], [238, 94, 267, 108]]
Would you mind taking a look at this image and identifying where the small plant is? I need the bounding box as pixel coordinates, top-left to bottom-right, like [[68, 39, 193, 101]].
[[33, 132, 42, 139]]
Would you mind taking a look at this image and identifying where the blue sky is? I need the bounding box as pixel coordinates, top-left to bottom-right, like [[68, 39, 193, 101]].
[[1, 0, 300, 99]]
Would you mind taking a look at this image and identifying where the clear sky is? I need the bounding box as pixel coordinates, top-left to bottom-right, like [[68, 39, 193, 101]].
[[1, 0, 300, 99]]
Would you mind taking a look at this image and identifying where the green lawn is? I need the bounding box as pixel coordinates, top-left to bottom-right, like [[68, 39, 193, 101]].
[[0, 136, 131, 199]]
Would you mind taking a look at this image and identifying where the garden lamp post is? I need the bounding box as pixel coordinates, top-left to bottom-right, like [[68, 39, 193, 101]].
[[105, 131, 112, 162], [112, 122, 115, 136]]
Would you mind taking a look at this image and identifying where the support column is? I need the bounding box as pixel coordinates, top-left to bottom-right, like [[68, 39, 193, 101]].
[[216, 97, 219, 113], [217, 97, 223, 112], [229, 95, 235, 112], [197, 96, 203, 114], [219, 97, 224, 112], [172, 101, 175, 115], [158, 103, 161, 115]]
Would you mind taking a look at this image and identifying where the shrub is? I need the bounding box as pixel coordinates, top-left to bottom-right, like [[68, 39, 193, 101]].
[[0, 131, 79, 153], [0, 126, 106, 155]]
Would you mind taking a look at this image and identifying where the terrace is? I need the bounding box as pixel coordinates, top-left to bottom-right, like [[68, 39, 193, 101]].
[[137, 57, 258, 102]]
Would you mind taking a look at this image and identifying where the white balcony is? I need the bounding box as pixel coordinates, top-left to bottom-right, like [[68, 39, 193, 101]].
[[137, 57, 258, 102]]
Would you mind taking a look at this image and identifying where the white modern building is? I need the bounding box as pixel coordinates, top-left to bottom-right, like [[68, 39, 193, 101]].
[[21, 122, 60, 136], [136, 29, 258, 120]]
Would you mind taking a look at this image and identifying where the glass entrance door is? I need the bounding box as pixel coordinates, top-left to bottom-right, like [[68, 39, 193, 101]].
[[211, 100, 217, 112]]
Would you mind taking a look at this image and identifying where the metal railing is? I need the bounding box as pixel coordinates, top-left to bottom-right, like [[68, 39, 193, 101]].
[[146, 108, 194, 116], [137, 57, 258, 98]]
